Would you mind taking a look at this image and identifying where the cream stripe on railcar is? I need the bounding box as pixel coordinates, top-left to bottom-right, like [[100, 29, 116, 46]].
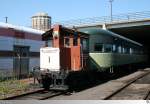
[[89, 53, 147, 69]]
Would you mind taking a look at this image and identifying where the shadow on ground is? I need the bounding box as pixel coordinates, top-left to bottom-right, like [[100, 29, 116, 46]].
[[66, 63, 150, 92]]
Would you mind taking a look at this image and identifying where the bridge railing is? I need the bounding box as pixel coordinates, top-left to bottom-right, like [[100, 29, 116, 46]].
[[53, 11, 150, 27]]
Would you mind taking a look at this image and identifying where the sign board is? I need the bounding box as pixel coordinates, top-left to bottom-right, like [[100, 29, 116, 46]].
[[40, 47, 60, 71]]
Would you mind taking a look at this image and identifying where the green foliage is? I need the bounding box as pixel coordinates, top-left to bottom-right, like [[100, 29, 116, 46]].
[[0, 79, 30, 99]]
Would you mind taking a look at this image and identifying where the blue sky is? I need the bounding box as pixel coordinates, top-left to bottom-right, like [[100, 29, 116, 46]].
[[0, 0, 149, 27]]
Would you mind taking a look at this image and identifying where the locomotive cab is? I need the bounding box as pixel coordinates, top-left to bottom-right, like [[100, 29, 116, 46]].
[[39, 25, 89, 90]]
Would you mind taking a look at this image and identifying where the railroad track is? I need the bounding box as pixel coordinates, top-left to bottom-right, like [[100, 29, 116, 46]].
[[3, 89, 66, 100], [144, 91, 150, 100], [104, 70, 150, 100]]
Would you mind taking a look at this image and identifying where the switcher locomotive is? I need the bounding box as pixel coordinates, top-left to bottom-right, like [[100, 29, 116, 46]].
[[37, 25, 147, 90]]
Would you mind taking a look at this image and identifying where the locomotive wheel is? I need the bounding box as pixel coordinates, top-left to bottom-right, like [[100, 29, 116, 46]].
[[41, 74, 52, 90]]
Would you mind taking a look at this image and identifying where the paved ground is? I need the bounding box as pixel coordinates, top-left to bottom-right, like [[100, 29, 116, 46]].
[[49, 68, 150, 100], [110, 84, 150, 100]]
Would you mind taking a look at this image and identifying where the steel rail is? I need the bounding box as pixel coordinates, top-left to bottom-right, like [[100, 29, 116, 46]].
[[2, 88, 44, 100], [144, 91, 150, 100], [39, 92, 66, 100], [3, 89, 66, 100]]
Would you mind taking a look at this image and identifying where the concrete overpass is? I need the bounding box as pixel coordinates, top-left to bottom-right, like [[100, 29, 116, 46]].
[[55, 11, 150, 44], [55, 11, 150, 42], [76, 19, 150, 29], [75, 19, 150, 47], [56, 11, 150, 46], [107, 19, 150, 46]]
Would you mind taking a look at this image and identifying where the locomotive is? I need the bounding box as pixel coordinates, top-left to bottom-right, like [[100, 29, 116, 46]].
[[37, 25, 147, 90]]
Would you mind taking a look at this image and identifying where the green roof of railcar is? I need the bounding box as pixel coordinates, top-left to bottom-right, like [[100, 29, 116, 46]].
[[79, 28, 142, 46]]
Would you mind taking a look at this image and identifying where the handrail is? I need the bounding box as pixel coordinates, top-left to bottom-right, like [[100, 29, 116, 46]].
[[53, 11, 150, 28]]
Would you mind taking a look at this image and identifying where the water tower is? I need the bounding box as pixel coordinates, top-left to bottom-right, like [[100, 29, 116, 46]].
[[32, 12, 51, 31]]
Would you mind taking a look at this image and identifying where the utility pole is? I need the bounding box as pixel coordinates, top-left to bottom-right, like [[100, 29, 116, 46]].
[[109, 0, 114, 22], [5, 17, 8, 23]]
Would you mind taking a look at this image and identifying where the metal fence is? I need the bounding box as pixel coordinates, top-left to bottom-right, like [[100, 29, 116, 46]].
[[0, 69, 40, 99], [0, 69, 34, 82], [0, 70, 14, 81], [54, 11, 150, 28]]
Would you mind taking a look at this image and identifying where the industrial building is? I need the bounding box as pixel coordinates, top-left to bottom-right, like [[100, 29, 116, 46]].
[[0, 22, 45, 77], [31, 12, 51, 31]]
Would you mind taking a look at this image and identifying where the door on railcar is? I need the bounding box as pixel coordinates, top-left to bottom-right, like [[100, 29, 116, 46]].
[[81, 38, 89, 69]]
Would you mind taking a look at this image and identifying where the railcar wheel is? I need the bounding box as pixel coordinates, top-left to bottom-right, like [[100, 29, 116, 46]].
[[41, 74, 52, 90]]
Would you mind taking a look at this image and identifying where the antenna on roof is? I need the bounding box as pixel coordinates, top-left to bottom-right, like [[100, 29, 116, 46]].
[[4, 17, 8, 23]]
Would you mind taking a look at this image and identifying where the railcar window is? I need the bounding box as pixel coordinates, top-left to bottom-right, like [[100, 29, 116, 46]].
[[73, 38, 78, 46], [118, 46, 122, 53], [122, 47, 129, 54], [82, 39, 88, 51], [140, 50, 143, 54], [94, 43, 103, 52], [73, 32, 78, 46], [138, 47, 143, 54], [112, 45, 116, 52], [134, 48, 138, 54], [65, 38, 70, 47], [45, 40, 52, 47], [126, 48, 130, 54], [48, 40, 52, 47], [130, 48, 133, 54], [104, 44, 113, 52]]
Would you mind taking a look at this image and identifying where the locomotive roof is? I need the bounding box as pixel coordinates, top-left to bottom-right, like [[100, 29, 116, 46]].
[[79, 28, 142, 46], [0, 22, 44, 35], [42, 25, 89, 40]]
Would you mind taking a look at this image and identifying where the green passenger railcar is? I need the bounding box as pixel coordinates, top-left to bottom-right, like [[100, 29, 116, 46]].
[[79, 28, 147, 72]]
